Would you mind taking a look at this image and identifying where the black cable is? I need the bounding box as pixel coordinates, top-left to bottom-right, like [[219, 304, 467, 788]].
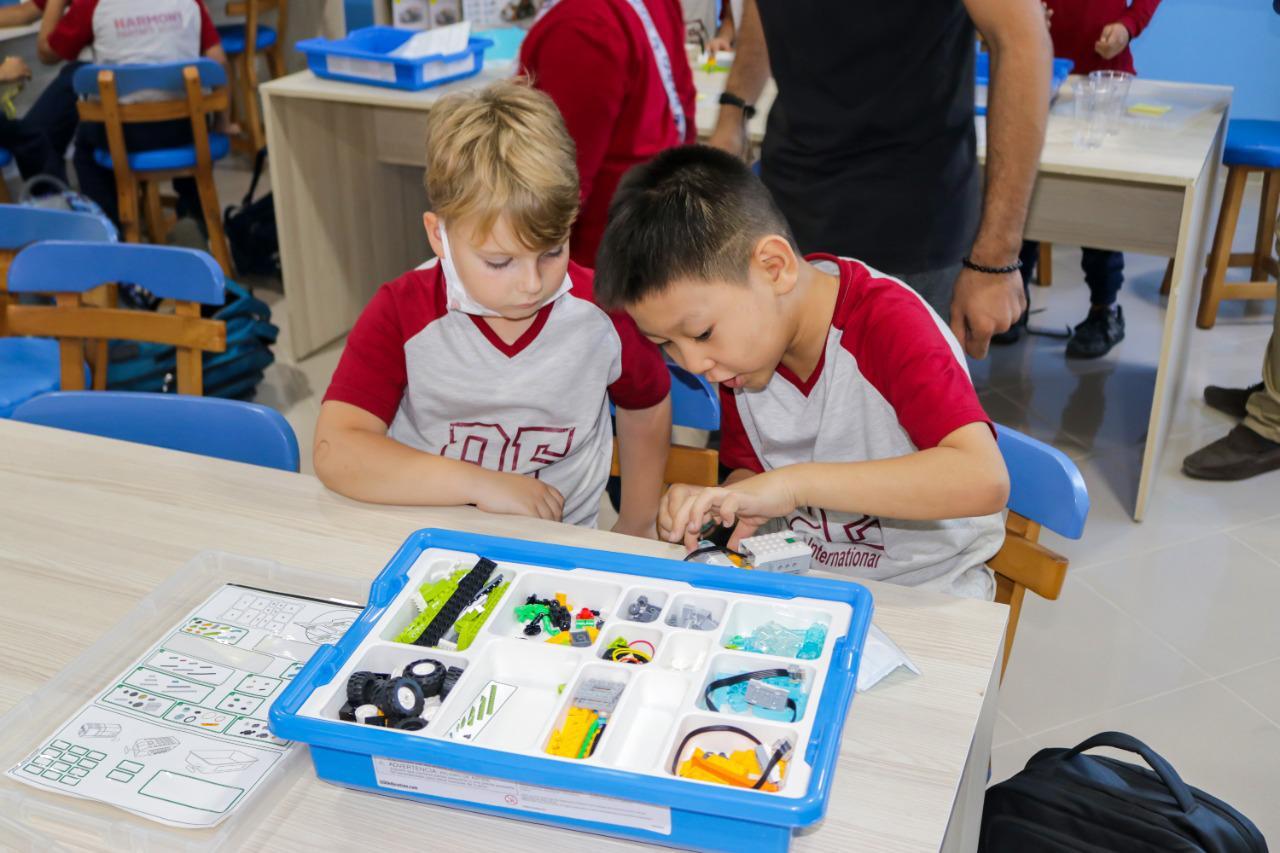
[[703, 669, 799, 722], [669, 725, 761, 775]]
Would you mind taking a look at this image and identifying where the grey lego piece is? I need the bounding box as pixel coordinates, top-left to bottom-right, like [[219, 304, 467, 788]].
[[575, 679, 625, 714], [745, 679, 790, 711]]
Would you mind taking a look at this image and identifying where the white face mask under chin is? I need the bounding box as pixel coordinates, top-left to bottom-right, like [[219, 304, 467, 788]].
[[438, 222, 573, 317]]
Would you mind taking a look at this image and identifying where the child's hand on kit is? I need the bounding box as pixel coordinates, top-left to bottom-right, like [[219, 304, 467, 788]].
[[660, 472, 798, 550], [474, 470, 565, 522], [1095, 22, 1130, 59]]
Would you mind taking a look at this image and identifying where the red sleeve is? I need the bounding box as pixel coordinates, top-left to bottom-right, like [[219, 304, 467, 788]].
[[323, 270, 443, 426], [836, 260, 994, 450], [197, 0, 220, 51], [46, 0, 96, 63], [607, 308, 670, 409], [1118, 0, 1161, 39], [717, 385, 764, 474], [521, 11, 627, 211]]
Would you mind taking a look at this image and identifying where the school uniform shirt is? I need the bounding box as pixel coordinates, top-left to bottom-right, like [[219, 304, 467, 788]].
[[520, 0, 697, 268], [1044, 0, 1162, 76], [323, 259, 671, 528], [47, 0, 219, 67], [719, 256, 1005, 599]]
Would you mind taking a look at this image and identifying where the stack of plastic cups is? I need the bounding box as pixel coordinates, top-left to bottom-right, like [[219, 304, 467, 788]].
[[1089, 69, 1133, 136], [1073, 78, 1107, 149]]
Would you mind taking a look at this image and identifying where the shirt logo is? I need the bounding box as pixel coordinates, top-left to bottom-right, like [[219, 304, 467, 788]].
[[789, 508, 885, 569], [441, 422, 575, 473]]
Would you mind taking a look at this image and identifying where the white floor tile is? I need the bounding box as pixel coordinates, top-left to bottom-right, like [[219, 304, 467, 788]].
[[1079, 533, 1280, 676], [1220, 658, 1280, 727], [1227, 516, 1280, 566], [1020, 681, 1280, 844], [993, 710, 1025, 749], [998, 576, 1208, 736]]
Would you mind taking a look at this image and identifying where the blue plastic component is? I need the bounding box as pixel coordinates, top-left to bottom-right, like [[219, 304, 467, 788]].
[[12, 391, 301, 471], [0, 339, 64, 419], [0, 204, 117, 249], [8, 241, 226, 304], [996, 425, 1089, 540], [217, 23, 278, 54], [297, 27, 492, 91], [342, 0, 375, 32], [975, 53, 1074, 117], [1224, 119, 1280, 169], [668, 360, 720, 430], [72, 58, 227, 97], [91, 132, 230, 172], [271, 528, 873, 852], [0, 148, 11, 168]]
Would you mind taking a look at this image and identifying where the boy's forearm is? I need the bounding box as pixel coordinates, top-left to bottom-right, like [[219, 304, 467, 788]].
[[613, 397, 671, 532], [314, 427, 490, 507], [0, 3, 40, 27], [780, 446, 1009, 521]]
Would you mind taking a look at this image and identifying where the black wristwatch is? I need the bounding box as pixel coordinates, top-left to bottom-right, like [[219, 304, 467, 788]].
[[718, 91, 757, 120]]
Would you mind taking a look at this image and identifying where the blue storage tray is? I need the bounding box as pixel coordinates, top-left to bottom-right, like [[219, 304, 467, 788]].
[[271, 528, 874, 852], [296, 26, 492, 91], [975, 53, 1074, 116]]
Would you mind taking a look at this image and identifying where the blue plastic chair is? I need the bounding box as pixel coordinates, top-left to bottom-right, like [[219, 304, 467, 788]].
[[217, 0, 287, 154], [7, 241, 227, 395], [991, 425, 1090, 677], [1198, 119, 1280, 328], [12, 391, 300, 471], [72, 59, 233, 273], [667, 361, 720, 431], [0, 206, 118, 417]]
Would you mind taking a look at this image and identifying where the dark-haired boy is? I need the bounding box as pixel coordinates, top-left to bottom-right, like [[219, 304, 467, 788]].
[[596, 145, 1008, 598]]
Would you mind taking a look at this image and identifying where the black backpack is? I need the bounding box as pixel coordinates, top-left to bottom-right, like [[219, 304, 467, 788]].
[[223, 149, 279, 277], [981, 732, 1268, 852]]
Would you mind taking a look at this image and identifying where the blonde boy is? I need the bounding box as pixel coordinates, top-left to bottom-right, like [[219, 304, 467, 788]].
[[315, 81, 672, 533]]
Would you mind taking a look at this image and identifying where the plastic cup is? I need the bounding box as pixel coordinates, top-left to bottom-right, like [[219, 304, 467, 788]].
[[1089, 70, 1133, 135], [1073, 79, 1107, 149]]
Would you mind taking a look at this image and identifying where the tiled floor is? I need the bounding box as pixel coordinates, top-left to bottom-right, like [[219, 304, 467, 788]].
[[218, 158, 1279, 837]]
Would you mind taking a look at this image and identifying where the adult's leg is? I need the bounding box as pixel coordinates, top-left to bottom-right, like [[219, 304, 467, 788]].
[[21, 61, 85, 182], [885, 263, 962, 322], [1242, 290, 1280, 444]]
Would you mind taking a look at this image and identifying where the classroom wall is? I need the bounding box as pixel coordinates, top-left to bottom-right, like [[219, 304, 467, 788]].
[[1129, 0, 1280, 121]]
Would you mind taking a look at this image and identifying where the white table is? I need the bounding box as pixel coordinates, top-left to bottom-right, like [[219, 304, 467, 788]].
[[0, 420, 1006, 851]]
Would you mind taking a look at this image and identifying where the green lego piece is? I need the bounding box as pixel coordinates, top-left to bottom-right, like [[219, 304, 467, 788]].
[[454, 580, 510, 651], [396, 568, 468, 644], [513, 603, 549, 623]]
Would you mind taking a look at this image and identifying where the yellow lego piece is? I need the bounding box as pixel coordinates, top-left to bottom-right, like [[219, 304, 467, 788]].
[[678, 748, 784, 792], [546, 707, 598, 758], [546, 626, 599, 646]]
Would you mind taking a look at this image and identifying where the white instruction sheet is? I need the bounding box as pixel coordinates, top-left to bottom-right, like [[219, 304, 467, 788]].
[[5, 584, 361, 828]]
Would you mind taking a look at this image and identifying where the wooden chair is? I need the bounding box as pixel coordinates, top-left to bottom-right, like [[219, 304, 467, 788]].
[[610, 443, 720, 489], [0, 206, 117, 409], [218, 0, 288, 154], [1197, 119, 1280, 329], [72, 60, 234, 275], [5, 241, 227, 396], [989, 425, 1090, 680], [12, 391, 299, 471]]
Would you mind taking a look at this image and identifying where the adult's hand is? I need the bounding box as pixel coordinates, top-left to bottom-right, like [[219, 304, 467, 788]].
[[950, 267, 1026, 359], [706, 0, 768, 160]]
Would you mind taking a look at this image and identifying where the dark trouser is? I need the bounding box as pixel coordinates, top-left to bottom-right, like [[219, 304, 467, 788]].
[[1020, 241, 1124, 307], [19, 61, 85, 183], [73, 119, 201, 228], [0, 114, 60, 182]]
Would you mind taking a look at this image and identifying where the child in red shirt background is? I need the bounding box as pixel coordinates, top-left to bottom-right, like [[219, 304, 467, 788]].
[[518, 0, 697, 268], [1001, 0, 1163, 359]]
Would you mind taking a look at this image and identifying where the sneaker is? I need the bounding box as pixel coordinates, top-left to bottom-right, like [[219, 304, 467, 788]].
[[1183, 424, 1280, 481], [1204, 382, 1265, 420], [1066, 305, 1124, 359]]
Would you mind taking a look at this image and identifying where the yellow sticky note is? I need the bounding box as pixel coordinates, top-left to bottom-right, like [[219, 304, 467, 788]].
[[1128, 103, 1172, 117]]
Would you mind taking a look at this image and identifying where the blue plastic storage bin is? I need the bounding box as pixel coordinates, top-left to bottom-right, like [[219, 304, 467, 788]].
[[271, 528, 874, 852], [976, 53, 1074, 116], [297, 26, 492, 91]]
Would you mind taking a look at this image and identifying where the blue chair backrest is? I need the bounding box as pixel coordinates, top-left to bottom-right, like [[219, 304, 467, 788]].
[[12, 391, 300, 472], [8, 241, 225, 305], [72, 59, 227, 98], [996, 425, 1089, 540], [0, 205, 117, 251], [668, 361, 720, 430]]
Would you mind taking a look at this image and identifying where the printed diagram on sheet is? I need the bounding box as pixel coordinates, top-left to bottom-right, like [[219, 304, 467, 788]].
[[5, 584, 361, 827]]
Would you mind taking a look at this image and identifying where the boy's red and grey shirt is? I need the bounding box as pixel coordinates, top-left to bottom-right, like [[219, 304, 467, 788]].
[[323, 259, 670, 528], [47, 0, 220, 65], [719, 255, 1004, 599]]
